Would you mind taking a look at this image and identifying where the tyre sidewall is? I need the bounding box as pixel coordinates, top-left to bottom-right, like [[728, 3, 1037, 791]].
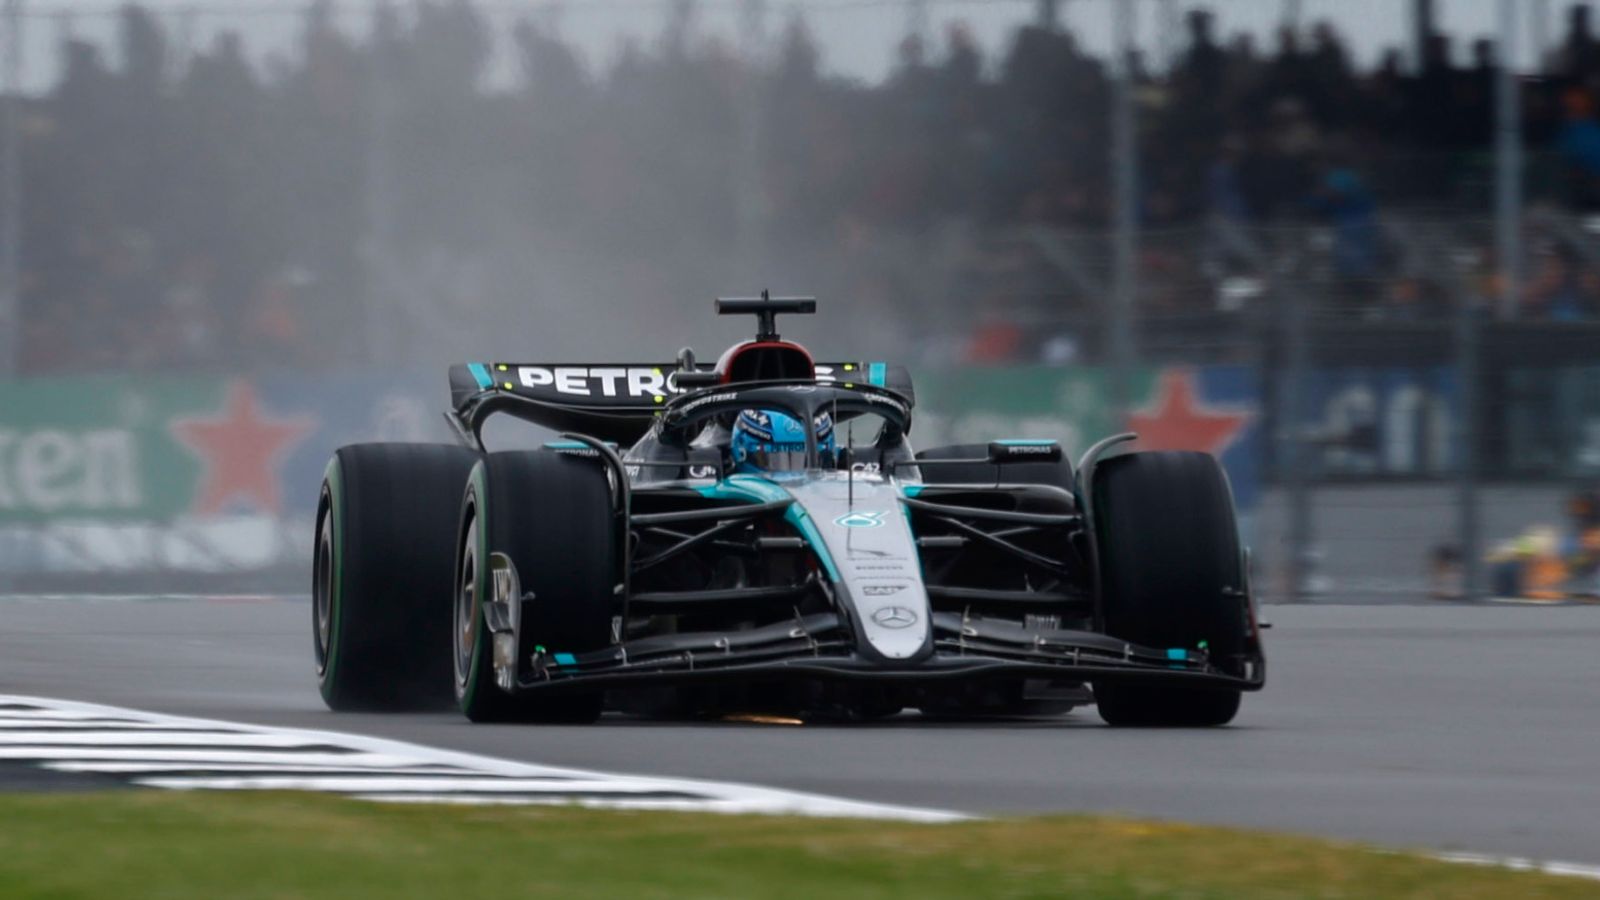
[[455, 462, 496, 715], [314, 458, 346, 700]]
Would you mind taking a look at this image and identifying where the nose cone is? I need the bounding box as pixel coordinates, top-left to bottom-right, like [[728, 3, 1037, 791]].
[[784, 475, 932, 662]]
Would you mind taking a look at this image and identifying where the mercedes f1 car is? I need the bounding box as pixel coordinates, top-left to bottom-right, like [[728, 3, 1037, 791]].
[[313, 297, 1265, 726]]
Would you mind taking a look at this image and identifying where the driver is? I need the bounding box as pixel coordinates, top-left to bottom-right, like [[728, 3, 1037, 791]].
[[729, 408, 836, 476]]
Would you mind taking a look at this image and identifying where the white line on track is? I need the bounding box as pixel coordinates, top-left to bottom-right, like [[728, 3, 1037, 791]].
[[0, 719, 230, 731], [0, 709, 147, 721], [0, 731, 353, 747], [2, 748, 438, 766], [1431, 851, 1600, 882], [0, 594, 298, 604], [0, 730, 366, 743], [135, 776, 711, 794], [346, 793, 880, 814], [47, 762, 480, 776], [0, 694, 965, 821]]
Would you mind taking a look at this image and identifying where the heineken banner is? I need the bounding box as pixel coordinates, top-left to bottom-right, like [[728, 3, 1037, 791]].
[[0, 374, 445, 523], [916, 365, 1262, 511], [0, 366, 1262, 578], [0, 373, 444, 577]]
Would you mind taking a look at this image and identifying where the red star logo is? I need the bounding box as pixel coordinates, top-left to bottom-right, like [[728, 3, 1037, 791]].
[[1125, 369, 1250, 455], [170, 381, 315, 515]]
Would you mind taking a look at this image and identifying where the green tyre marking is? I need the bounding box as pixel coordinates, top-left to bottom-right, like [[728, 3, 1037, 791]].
[[459, 462, 490, 712], [317, 456, 345, 697]]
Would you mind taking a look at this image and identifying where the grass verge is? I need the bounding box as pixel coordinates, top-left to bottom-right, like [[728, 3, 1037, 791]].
[[0, 791, 1588, 899]]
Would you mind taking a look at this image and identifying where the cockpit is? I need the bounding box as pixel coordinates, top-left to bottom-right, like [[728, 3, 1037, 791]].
[[624, 381, 916, 485]]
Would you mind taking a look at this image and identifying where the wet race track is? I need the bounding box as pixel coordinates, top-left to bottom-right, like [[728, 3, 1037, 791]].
[[2, 596, 1598, 864]]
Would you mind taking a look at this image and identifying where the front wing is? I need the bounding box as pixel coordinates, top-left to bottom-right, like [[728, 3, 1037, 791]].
[[505, 610, 1265, 694]]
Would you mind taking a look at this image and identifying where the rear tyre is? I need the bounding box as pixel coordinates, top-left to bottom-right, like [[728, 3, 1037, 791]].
[[915, 443, 1073, 488], [455, 451, 617, 723], [1091, 451, 1247, 727], [314, 443, 479, 711]]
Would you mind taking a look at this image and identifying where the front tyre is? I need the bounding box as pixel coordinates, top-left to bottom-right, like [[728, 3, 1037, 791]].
[[455, 451, 618, 723], [314, 443, 478, 711], [1091, 451, 1248, 727]]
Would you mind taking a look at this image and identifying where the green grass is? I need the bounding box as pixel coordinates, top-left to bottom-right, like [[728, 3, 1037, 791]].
[[0, 791, 1588, 899]]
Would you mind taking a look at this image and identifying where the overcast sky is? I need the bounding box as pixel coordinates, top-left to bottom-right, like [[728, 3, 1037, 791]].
[[13, 0, 1583, 92]]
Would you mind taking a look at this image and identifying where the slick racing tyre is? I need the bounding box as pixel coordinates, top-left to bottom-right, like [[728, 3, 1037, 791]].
[[314, 443, 479, 711], [915, 443, 1074, 488], [455, 451, 618, 723], [1090, 451, 1247, 727]]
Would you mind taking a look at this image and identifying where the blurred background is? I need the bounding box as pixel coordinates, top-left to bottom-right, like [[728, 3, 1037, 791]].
[[0, 0, 1596, 601]]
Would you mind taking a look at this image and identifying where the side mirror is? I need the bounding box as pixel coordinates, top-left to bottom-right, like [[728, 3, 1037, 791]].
[[671, 370, 722, 389], [670, 346, 721, 390], [987, 440, 1063, 465]]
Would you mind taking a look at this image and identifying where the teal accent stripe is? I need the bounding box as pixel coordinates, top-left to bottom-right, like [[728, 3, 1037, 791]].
[[899, 491, 926, 580], [695, 475, 791, 505], [467, 363, 493, 389], [784, 505, 842, 583], [997, 439, 1057, 446], [543, 440, 589, 450], [696, 477, 841, 582], [1166, 648, 1188, 661], [868, 361, 887, 387], [554, 653, 577, 667], [901, 485, 925, 498]]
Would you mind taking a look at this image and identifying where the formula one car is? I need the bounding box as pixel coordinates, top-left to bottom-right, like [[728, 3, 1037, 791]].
[[313, 297, 1265, 726]]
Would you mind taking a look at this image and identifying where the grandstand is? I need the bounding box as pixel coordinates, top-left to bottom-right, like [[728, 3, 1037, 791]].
[[0, 0, 1597, 599]]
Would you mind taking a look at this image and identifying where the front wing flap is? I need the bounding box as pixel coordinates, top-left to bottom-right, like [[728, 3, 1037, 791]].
[[507, 610, 1264, 694]]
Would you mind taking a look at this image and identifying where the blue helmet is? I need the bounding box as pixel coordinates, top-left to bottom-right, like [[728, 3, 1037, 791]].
[[731, 408, 835, 475]]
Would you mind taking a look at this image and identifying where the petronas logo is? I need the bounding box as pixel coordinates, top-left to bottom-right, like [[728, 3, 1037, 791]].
[[834, 511, 887, 529]]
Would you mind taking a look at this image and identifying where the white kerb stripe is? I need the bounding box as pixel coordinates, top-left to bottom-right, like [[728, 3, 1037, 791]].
[[0, 693, 969, 822], [135, 776, 703, 794], [0, 732, 352, 747], [45, 762, 481, 776]]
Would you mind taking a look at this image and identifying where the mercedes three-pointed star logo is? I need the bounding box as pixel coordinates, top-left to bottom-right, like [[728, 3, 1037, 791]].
[[870, 605, 918, 629]]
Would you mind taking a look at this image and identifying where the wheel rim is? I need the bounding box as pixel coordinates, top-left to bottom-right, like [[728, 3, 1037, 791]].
[[454, 511, 479, 689], [313, 497, 334, 676]]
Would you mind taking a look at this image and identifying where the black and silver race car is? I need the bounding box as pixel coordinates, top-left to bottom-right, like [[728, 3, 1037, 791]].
[[313, 297, 1265, 726]]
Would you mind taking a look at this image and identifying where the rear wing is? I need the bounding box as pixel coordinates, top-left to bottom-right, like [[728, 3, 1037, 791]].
[[448, 361, 913, 447]]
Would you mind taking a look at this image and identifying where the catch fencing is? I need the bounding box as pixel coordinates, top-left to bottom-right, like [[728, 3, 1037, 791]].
[[4, 1, 1599, 598]]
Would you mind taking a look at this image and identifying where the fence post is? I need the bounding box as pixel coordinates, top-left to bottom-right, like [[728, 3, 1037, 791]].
[[362, 0, 395, 366], [1109, 0, 1138, 418], [1531, 0, 1550, 75], [735, 0, 768, 278], [1495, 0, 1522, 320], [0, 0, 22, 379], [1453, 259, 1484, 601], [1282, 244, 1314, 603]]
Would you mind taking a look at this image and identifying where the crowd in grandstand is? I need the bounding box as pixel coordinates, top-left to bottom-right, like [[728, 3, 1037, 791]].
[[12, 2, 1600, 373]]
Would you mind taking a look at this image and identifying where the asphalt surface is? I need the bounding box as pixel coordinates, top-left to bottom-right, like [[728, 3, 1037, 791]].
[[1, 595, 1598, 863]]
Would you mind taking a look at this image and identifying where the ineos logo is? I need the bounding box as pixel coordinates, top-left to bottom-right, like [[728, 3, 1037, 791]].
[[870, 606, 918, 629]]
